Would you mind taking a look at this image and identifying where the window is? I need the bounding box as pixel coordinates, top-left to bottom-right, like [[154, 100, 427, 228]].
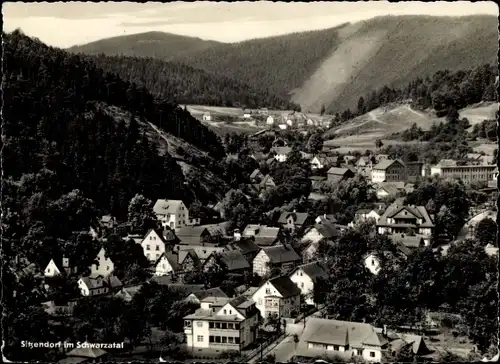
[[196, 321, 203, 327], [197, 335, 203, 342], [106, 266, 110, 271], [370, 351, 375, 358], [209, 322, 214, 328], [223, 309, 227, 315], [146, 245, 150, 250], [301, 282, 304, 288], [266, 288, 271, 294], [228, 323, 234, 330], [221, 337, 227, 343], [234, 324, 240, 330], [215, 336, 221, 343], [150, 236, 152, 240], [334, 345, 339, 351], [209, 336, 215, 343], [371, 259, 375, 266], [156, 245, 159, 251], [229, 310, 232, 315], [215, 323, 221, 329], [235, 337, 240, 344], [228, 337, 234, 344], [184, 321, 191, 327], [221, 323, 227, 329]]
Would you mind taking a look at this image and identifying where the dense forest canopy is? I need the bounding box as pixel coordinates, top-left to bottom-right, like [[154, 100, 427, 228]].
[[80, 54, 300, 110], [2, 30, 226, 223]]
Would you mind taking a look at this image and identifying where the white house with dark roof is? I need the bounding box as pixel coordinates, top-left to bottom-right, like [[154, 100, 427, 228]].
[[202, 112, 212, 121], [289, 261, 328, 306], [90, 247, 114, 278], [44, 257, 76, 277], [271, 146, 292, 162], [153, 199, 198, 230], [154, 252, 181, 276], [371, 159, 407, 183], [252, 245, 301, 276], [278, 211, 314, 233], [251, 275, 301, 319], [377, 202, 434, 237], [301, 223, 342, 245], [266, 115, 275, 125], [183, 295, 260, 351], [185, 287, 228, 304], [237, 224, 281, 246], [77, 275, 122, 297], [310, 155, 338, 170], [327, 167, 355, 184], [295, 318, 389, 362], [115, 284, 142, 302], [348, 208, 382, 227], [141, 228, 177, 262]]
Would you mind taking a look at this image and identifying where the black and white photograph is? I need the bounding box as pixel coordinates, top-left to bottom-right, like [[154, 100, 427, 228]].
[[1, 1, 499, 362]]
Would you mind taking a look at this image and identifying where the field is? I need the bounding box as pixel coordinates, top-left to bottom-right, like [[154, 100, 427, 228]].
[[460, 101, 498, 128]]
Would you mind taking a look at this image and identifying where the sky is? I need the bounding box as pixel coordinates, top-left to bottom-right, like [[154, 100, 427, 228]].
[[3, 1, 499, 48]]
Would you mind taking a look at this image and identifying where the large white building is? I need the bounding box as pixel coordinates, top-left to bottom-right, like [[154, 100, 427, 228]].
[[153, 199, 198, 230], [183, 296, 260, 352], [251, 276, 301, 319]]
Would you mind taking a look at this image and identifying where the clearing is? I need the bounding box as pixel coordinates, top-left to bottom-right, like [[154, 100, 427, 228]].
[[460, 101, 498, 129]]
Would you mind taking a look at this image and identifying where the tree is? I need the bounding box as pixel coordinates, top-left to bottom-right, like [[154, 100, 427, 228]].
[[375, 139, 384, 149], [357, 96, 367, 115], [320, 104, 326, 116], [307, 133, 324, 154], [475, 217, 497, 246], [127, 194, 157, 234]]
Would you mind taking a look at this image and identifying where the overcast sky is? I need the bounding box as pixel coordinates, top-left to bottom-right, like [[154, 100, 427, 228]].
[[3, 1, 498, 48]]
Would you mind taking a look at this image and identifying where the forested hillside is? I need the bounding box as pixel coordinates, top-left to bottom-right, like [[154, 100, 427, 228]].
[[81, 54, 299, 109], [68, 31, 222, 59], [2, 30, 226, 225], [70, 15, 497, 112]]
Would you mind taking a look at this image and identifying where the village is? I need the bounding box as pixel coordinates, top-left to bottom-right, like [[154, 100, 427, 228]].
[[13, 137, 498, 364]]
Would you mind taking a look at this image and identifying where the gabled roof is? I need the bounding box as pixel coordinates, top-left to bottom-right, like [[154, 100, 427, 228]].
[[191, 287, 228, 301], [268, 276, 302, 298], [291, 261, 328, 280], [155, 252, 180, 271], [153, 199, 183, 215], [307, 223, 341, 239], [261, 245, 301, 264], [178, 249, 201, 266], [327, 167, 349, 176], [378, 203, 434, 228], [278, 211, 311, 225], [373, 159, 405, 170], [144, 228, 168, 244], [220, 250, 251, 271], [230, 239, 260, 255]]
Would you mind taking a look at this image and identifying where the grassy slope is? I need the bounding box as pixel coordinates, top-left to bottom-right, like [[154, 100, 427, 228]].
[[68, 31, 222, 59]]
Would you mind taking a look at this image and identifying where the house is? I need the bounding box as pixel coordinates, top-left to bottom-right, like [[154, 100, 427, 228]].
[[153, 199, 191, 230], [250, 169, 264, 183], [277, 211, 314, 233], [177, 249, 202, 272], [271, 146, 292, 162], [349, 209, 381, 227], [141, 228, 178, 262], [302, 241, 320, 263], [184, 295, 260, 351], [202, 112, 212, 121], [266, 116, 275, 125], [375, 182, 407, 200], [77, 275, 122, 297], [251, 275, 301, 319], [176, 222, 231, 246], [259, 174, 276, 190], [356, 156, 375, 177], [327, 167, 355, 184], [243, 109, 252, 118], [289, 261, 328, 306], [237, 224, 281, 246], [226, 239, 261, 262], [90, 247, 114, 278], [100, 215, 117, 229], [202, 250, 251, 274], [363, 251, 405, 275], [154, 252, 181, 276], [343, 155, 357, 165], [301, 223, 342, 245], [309, 176, 327, 191], [252, 245, 301, 276], [294, 318, 389, 362], [115, 284, 142, 302], [389, 333, 432, 357], [377, 203, 434, 236], [406, 161, 424, 182], [176, 244, 225, 264], [315, 214, 336, 224], [185, 287, 228, 304], [371, 159, 407, 183], [278, 124, 287, 130], [58, 344, 108, 364], [430, 161, 496, 185], [44, 257, 77, 277]]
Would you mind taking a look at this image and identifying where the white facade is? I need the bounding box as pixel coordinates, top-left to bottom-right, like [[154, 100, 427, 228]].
[[202, 113, 212, 121], [184, 301, 258, 351], [274, 153, 288, 163], [90, 248, 114, 278], [44, 259, 62, 277], [371, 169, 387, 183], [310, 157, 323, 170], [364, 253, 381, 275], [300, 228, 324, 245], [289, 268, 315, 305], [252, 249, 271, 276], [266, 116, 275, 125], [141, 229, 166, 262], [278, 124, 287, 130], [251, 280, 300, 319], [155, 254, 175, 276], [155, 200, 190, 230], [77, 277, 109, 297]]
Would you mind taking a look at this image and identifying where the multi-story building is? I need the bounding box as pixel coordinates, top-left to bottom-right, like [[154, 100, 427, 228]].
[[153, 199, 199, 230], [376, 202, 434, 236], [251, 276, 301, 319], [183, 296, 260, 352], [252, 245, 301, 277], [288, 261, 328, 306], [371, 159, 407, 183], [430, 162, 497, 185]]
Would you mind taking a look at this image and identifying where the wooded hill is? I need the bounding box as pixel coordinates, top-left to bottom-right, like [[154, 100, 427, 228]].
[[80, 54, 299, 110], [3, 30, 227, 222], [69, 15, 498, 113]]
